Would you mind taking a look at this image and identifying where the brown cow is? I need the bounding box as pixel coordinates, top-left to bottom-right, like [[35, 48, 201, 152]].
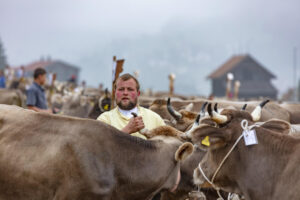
[[160, 147, 222, 200], [192, 104, 300, 200], [54, 93, 96, 118], [0, 104, 193, 200], [280, 102, 300, 124], [0, 88, 25, 107], [144, 127, 228, 200]]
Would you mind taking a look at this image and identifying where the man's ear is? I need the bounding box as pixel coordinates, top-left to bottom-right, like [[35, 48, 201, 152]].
[[137, 90, 140, 97], [191, 125, 230, 150]]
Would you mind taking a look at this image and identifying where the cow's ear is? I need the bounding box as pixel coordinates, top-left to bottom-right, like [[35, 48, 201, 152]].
[[175, 142, 194, 161], [260, 119, 291, 135], [191, 125, 230, 150]]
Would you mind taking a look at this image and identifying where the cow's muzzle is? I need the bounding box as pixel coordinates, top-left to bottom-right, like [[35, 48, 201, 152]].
[[193, 165, 212, 188]]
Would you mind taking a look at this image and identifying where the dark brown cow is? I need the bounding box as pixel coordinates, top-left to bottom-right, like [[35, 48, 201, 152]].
[[192, 105, 300, 200], [0, 104, 193, 200]]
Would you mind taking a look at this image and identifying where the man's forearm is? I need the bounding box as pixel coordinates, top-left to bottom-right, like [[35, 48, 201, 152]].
[[121, 126, 131, 134], [27, 106, 52, 113]]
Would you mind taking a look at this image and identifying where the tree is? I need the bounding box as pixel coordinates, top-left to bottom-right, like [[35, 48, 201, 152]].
[[0, 38, 7, 70]]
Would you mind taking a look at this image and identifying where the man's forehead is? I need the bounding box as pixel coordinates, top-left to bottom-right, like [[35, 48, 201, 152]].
[[116, 78, 137, 87]]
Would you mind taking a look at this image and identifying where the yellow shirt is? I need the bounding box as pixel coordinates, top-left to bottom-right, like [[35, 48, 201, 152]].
[[97, 106, 165, 140]]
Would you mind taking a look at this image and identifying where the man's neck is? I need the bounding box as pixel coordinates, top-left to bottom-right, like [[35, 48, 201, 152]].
[[118, 106, 138, 118], [34, 80, 42, 86]]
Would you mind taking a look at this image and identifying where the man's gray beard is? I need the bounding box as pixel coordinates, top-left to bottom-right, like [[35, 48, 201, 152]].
[[117, 100, 137, 110]]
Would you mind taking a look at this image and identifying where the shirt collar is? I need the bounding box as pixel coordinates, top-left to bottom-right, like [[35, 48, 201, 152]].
[[33, 82, 45, 91], [118, 106, 139, 119]]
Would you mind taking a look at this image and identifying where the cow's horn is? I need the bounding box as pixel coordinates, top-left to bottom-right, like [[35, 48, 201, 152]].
[[185, 114, 200, 138], [214, 103, 218, 113], [260, 99, 270, 108], [195, 114, 201, 125], [200, 102, 208, 118], [208, 103, 228, 124], [167, 97, 182, 121], [185, 104, 205, 138], [251, 99, 270, 121], [207, 103, 213, 117], [242, 104, 247, 111]]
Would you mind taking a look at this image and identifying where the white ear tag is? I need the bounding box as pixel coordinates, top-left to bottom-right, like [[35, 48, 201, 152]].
[[243, 129, 258, 146]]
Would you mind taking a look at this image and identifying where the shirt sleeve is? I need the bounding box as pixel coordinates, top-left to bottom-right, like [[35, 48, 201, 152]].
[[155, 114, 166, 126], [97, 112, 111, 125], [26, 88, 37, 106]]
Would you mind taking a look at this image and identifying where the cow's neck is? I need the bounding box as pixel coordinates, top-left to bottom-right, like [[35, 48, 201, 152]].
[[113, 134, 181, 199], [235, 129, 298, 200]]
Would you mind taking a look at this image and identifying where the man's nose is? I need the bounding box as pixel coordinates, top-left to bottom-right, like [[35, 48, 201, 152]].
[[123, 89, 129, 94]]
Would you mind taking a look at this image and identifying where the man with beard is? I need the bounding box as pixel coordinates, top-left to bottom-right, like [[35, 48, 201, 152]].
[[97, 73, 165, 140]]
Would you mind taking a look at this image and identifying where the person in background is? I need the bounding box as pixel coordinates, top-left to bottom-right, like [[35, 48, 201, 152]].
[[16, 66, 25, 80], [68, 74, 77, 84], [26, 68, 52, 113], [0, 69, 6, 88]]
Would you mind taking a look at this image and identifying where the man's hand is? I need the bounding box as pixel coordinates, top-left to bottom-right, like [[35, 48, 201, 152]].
[[122, 116, 145, 134], [52, 107, 61, 114]]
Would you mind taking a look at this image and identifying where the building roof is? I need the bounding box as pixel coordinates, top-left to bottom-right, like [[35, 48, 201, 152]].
[[207, 54, 276, 79], [15, 59, 80, 71], [23, 60, 54, 71]]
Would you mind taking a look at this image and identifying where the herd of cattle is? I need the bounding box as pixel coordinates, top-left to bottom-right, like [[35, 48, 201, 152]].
[[1, 84, 300, 200]]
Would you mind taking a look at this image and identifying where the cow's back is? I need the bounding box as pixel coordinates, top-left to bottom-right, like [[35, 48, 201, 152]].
[[0, 104, 117, 199], [0, 105, 184, 200]]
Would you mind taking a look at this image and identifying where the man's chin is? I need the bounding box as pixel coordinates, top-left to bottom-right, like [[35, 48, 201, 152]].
[[117, 102, 136, 110]]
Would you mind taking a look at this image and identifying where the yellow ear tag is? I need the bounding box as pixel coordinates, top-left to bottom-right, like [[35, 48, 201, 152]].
[[201, 136, 210, 146], [104, 104, 109, 110]]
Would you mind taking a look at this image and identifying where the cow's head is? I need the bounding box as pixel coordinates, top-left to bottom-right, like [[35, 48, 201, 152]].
[[191, 100, 269, 194], [167, 98, 211, 132], [166, 98, 197, 131]]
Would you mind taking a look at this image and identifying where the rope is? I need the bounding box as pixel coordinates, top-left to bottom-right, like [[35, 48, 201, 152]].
[[211, 134, 244, 183], [241, 119, 261, 132]]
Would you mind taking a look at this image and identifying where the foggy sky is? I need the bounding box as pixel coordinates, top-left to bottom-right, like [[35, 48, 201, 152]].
[[0, 0, 300, 97]]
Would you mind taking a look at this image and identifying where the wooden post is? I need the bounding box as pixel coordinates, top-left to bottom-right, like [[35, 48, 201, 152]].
[[169, 73, 175, 96], [111, 56, 124, 109], [111, 56, 117, 109], [134, 70, 139, 79], [48, 73, 57, 107], [234, 80, 241, 100], [226, 73, 234, 100]]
